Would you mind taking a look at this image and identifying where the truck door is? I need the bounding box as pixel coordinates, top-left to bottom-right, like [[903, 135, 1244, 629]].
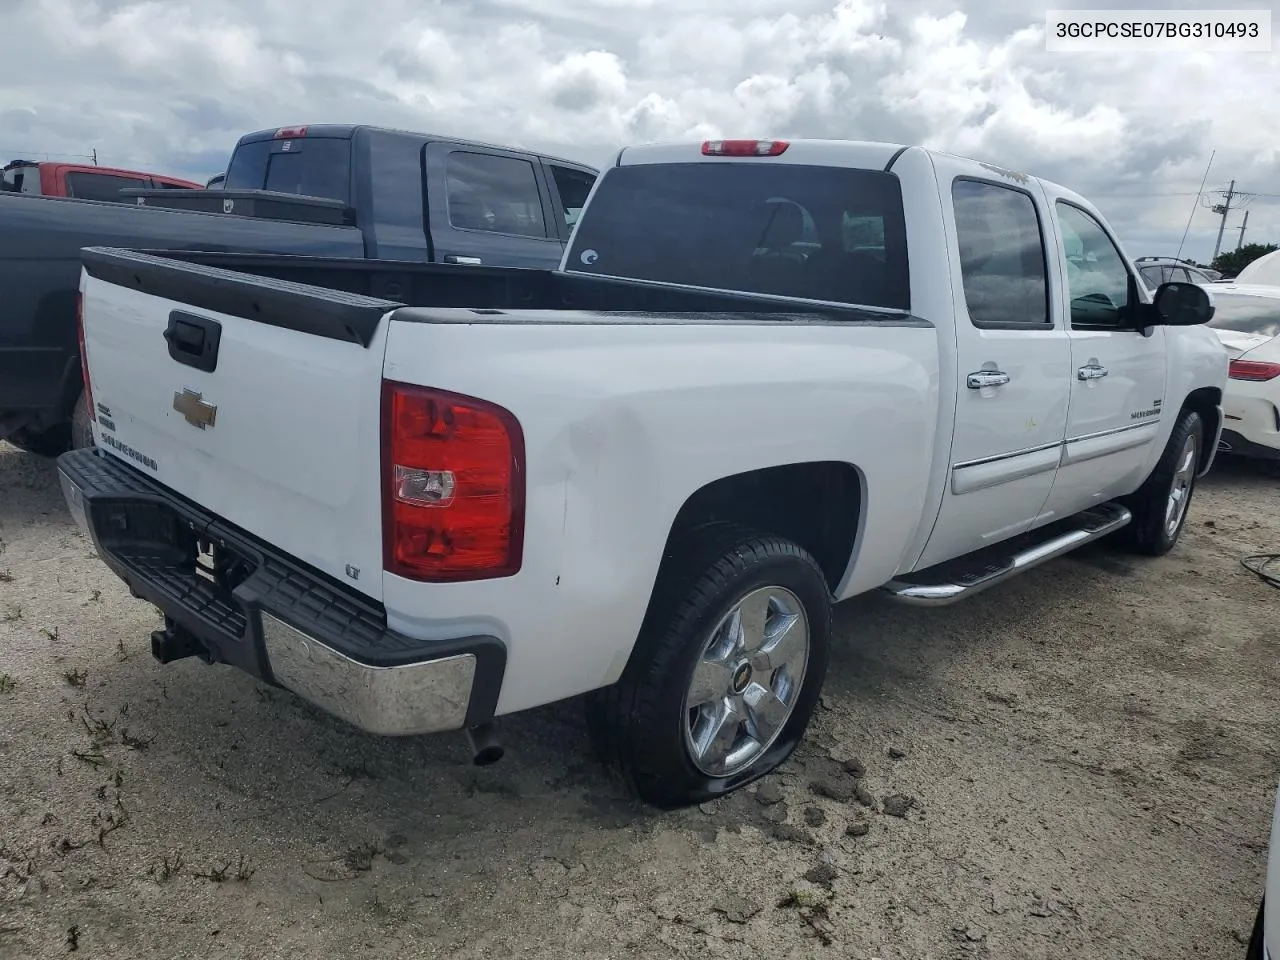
[[913, 167, 1072, 571], [1036, 197, 1168, 518], [423, 143, 566, 268]]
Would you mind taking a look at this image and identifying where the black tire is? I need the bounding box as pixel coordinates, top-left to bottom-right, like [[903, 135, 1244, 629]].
[[69, 391, 94, 451], [4, 391, 91, 458], [6, 422, 70, 458], [1117, 408, 1203, 557], [587, 526, 832, 809]]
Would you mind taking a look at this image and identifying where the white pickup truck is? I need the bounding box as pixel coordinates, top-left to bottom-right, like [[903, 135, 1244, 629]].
[[57, 138, 1227, 809]]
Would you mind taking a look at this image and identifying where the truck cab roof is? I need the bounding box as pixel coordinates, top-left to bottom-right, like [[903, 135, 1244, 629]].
[[234, 124, 596, 174], [612, 138, 1095, 212]]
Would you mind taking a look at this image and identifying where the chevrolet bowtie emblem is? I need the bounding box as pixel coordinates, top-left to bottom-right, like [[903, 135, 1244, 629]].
[[173, 388, 217, 430]]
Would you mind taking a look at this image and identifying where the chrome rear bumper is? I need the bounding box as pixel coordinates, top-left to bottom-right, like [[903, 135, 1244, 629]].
[[57, 446, 506, 736]]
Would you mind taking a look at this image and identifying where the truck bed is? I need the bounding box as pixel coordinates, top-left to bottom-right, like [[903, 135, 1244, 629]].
[[96, 248, 919, 344], [71, 239, 939, 689]]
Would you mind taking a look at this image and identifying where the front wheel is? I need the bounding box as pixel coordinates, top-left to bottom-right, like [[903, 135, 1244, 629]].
[[1118, 408, 1203, 556], [588, 529, 832, 809]]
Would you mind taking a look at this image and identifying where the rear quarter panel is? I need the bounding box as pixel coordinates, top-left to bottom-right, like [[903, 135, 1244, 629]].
[[381, 312, 940, 715]]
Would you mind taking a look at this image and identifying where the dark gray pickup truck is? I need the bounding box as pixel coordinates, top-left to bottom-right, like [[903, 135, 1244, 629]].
[[0, 123, 597, 454]]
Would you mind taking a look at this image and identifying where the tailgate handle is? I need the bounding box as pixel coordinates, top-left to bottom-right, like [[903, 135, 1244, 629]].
[[163, 311, 222, 373]]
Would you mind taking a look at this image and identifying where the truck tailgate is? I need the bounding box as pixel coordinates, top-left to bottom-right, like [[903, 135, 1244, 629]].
[[78, 248, 396, 601]]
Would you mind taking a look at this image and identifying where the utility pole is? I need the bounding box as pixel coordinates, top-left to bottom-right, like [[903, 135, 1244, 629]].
[[1236, 209, 1249, 250], [1212, 179, 1235, 260], [91, 148, 98, 167]]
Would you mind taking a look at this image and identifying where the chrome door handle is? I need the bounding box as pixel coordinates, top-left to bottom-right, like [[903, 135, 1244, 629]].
[[1077, 364, 1109, 380], [445, 255, 483, 265], [967, 370, 1011, 389]]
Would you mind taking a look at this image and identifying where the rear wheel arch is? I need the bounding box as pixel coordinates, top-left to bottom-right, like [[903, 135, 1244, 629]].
[[611, 460, 862, 684], [657, 461, 864, 595]]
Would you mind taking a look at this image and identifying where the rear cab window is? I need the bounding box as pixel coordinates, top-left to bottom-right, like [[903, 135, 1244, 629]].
[[224, 135, 353, 204], [566, 161, 910, 310]]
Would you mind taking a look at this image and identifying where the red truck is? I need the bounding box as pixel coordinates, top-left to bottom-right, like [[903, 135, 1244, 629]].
[[1, 160, 202, 202]]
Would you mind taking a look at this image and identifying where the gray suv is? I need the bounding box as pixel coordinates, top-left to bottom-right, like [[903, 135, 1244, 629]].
[[1135, 256, 1221, 290]]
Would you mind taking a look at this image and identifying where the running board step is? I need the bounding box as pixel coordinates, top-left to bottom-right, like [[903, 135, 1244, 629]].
[[881, 502, 1132, 606]]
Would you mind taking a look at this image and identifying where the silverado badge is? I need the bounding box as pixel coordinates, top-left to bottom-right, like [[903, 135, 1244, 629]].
[[173, 388, 217, 430]]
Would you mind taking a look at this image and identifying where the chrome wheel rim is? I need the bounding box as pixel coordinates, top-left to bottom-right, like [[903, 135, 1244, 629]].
[[1165, 434, 1198, 538], [681, 585, 810, 778]]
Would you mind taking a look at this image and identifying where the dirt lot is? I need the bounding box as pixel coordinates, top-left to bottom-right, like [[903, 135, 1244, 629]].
[[0, 441, 1277, 960]]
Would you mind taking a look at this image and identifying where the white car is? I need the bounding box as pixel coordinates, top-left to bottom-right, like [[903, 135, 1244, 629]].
[[1236, 249, 1280, 286], [1205, 283, 1280, 462]]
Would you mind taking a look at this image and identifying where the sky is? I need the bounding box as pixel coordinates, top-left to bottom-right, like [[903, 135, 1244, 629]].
[[1, 0, 1277, 265]]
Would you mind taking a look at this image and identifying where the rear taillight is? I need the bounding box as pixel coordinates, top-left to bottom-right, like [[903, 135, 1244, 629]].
[[1228, 359, 1280, 381], [274, 126, 308, 139], [701, 139, 789, 157], [381, 381, 524, 582], [76, 293, 95, 423]]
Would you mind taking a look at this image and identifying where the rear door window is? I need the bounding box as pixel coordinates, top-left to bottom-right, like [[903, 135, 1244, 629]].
[[951, 178, 1050, 327], [445, 152, 548, 238], [1139, 265, 1166, 288], [566, 162, 910, 310], [224, 137, 353, 204]]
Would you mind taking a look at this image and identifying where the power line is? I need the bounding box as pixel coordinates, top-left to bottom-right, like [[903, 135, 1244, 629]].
[[1088, 190, 1280, 200], [1095, 191, 1206, 197], [1176, 151, 1214, 262], [1, 148, 99, 163]]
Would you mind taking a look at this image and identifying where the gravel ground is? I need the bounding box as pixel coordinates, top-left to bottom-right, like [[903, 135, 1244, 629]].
[[1, 441, 1277, 960]]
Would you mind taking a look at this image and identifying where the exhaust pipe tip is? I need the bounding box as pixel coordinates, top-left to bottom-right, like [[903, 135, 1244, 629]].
[[465, 724, 504, 766]]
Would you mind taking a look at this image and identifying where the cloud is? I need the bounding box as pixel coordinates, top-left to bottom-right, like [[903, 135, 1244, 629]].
[[543, 51, 628, 111], [1, 0, 1277, 260]]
